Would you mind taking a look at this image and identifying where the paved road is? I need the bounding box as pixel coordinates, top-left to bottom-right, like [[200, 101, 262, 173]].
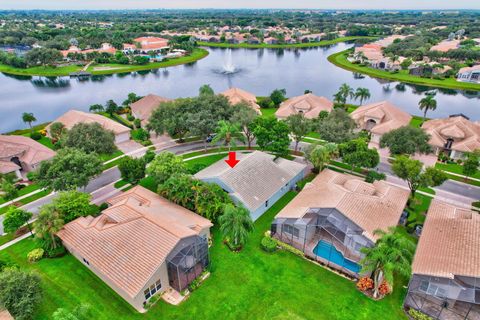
[[2, 139, 478, 234]]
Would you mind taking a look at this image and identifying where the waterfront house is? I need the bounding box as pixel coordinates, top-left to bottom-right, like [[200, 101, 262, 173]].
[[271, 169, 409, 277], [195, 151, 306, 221], [130, 94, 171, 126], [61, 43, 116, 59], [430, 39, 461, 52], [275, 93, 333, 119], [422, 114, 480, 160], [457, 65, 480, 84], [220, 87, 261, 113], [57, 186, 212, 312], [350, 101, 412, 144], [123, 36, 169, 54], [0, 135, 56, 179], [46, 110, 131, 144], [247, 37, 261, 44], [264, 37, 278, 45], [404, 200, 480, 320]]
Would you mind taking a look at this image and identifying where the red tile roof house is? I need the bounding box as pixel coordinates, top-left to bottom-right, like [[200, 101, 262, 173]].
[[275, 93, 333, 119], [0, 135, 56, 180], [404, 200, 480, 319], [422, 114, 480, 160], [350, 101, 412, 145], [46, 110, 131, 145], [130, 94, 171, 126], [220, 87, 261, 114], [271, 169, 409, 278], [457, 65, 480, 84], [123, 37, 169, 54], [57, 186, 212, 312]]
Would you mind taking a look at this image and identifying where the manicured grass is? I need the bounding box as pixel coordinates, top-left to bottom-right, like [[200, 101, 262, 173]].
[[0, 49, 209, 77], [406, 194, 433, 228], [198, 36, 377, 49], [98, 150, 124, 162], [0, 189, 408, 320], [0, 189, 51, 215], [180, 147, 252, 159], [0, 233, 15, 247], [409, 116, 425, 128], [435, 162, 480, 180], [445, 172, 480, 187], [184, 154, 227, 173], [139, 176, 157, 193], [328, 50, 480, 91], [259, 108, 277, 118], [6, 122, 50, 135], [114, 180, 129, 189], [0, 183, 42, 205], [417, 187, 436, 195]]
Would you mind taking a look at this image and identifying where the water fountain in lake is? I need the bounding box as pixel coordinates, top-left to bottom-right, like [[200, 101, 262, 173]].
[[222, 49, 236, 73]]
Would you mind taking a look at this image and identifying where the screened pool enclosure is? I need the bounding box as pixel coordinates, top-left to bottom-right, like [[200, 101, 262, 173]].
[[166, 235, 209, 292]]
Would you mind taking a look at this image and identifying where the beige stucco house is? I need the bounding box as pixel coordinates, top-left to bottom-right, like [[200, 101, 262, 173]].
[[46, 110, 131, 144], [220, 87, 261, 113], [422, 114, 480, 159], [130, 94, 171, 126], [404, 200, 480, 319], [350, 101, 412, 144], [57, 186, 212, 312], [275, 93, 333, 119], [0, 135, 56, 179], [271, 169, 409, 277]]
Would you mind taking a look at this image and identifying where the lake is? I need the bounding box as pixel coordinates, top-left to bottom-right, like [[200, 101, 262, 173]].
[[1, 42, 479, 133]]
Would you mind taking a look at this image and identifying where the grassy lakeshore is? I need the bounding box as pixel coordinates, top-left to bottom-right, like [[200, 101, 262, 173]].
[[198, 36, 376, 49], [328, 50, 480, 91], [0, 48, 209, 77]]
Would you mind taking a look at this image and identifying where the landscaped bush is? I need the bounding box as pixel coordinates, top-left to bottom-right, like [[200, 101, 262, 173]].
[[408, 308, 434, 320], [188, 277, 201, 292], [356, 276, 374, 292], [187, 163, 207, 174], [127, 114, 135, 121], [43, 244, 66, 258], [134, 118, 141, 129], [260, 236, 277, 253], [276, 240, 305, 257], [143, 150, 156, 164], [30, 131, 42, 140], [365, 170, 386, 183], [99, 202, 109, 211], [27, 248, 44, 263]]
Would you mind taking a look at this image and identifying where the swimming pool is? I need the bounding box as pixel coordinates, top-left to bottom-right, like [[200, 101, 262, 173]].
[[313, 240, 361, 273]]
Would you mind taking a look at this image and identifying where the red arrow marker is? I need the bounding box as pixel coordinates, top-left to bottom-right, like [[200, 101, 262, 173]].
[[225, 151, 240, 168]]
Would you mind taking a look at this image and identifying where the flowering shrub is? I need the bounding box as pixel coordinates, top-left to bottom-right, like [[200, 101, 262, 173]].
[[356, 277, 374, 292], [378, 280, 391, 296], [27, 248, 44, 263]]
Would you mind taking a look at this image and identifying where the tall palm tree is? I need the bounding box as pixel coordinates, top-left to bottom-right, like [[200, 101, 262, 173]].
[[22, 112, 36, 130], [339, 83, 355, 101], [211, 120, 245, 151], [34, 204, 64, 250], [360, 227, 415, 298], [418, 94, 437, 123], [305, 142, 338, 173], [219, 204, 254, 248], [354, 88, 371, 105]]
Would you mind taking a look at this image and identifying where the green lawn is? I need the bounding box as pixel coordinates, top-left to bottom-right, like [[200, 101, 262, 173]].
[[184, 154, 227, 173], [406, 194, 433, 228], [0, 189, 408, 320], [328, 50, 480, 91], [259, 107, 277, 118], [435, 162, 480, 180], [409, 116, 425, 128], [198, 36, 377, 49], [98, 150, 124, 162], [0, 49, 209, 77], [0, 189, 51, 215]]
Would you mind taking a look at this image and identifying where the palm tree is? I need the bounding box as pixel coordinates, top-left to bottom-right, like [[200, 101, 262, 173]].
[[219, 204, 254, 249], [89, 104, 104, 113], [354, 88, 371, 105], [339, 83, 355, 101], [22, 112, 36, 130], [418, 94, 437, 124], [360, 227, 415, 298], [305, 143, 338, 173], [34, 204, 64, 250], [211, 120, 245, 151]]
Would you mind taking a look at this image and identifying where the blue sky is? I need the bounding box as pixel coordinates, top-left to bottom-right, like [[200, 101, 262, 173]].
[[1, 0, 479, 10]]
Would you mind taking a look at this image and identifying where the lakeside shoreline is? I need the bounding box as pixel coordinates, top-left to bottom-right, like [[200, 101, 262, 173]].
[[0, 48, 209, 77], [328, 49, 480, 91], [197, 36, 376, 49]]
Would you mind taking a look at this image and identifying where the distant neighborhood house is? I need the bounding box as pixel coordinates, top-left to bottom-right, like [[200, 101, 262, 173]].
[[275, 93, 333, 119], [0, 135, 56, 179], [57, 186, 212, 312], [457, 65, 480, 84], [131, 94, 171, 125], [271, 169, 409, 277], [46, 110, 131, 144], [195, 151, 307, 221], [221, 87, 261, 114]]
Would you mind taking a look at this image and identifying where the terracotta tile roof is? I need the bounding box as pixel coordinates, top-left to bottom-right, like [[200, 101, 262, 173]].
[[422, 116, 480, 153], [275, 169, 409, 241], [46, 110, 130, 136], [220, 88, 261, 113], [195, 151, 306, 212], [351, 101, 412, 135], [430, 39, 460, 52], [57, 186, 212, 298], [459, 65, 480, 74], [130, 94, 171, 122], [275, 93, 333, 119], [412, 200, 480, 278], [134, 37, 169, 50], [0, 135, 56, 172]]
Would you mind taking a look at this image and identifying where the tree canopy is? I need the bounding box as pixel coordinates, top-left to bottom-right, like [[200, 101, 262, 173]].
[[380, 126, 432, 155], [35, 148, 103, 191], [118, 156, 146, 185], [2, 207, 33, 235], [285, 114, 312, 152], [63, 122, 117, 155], [51, 191, 93, 223], [146, 152, 187, 186], [252, 117, 291, 157], [316, 109, 356, 143]]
